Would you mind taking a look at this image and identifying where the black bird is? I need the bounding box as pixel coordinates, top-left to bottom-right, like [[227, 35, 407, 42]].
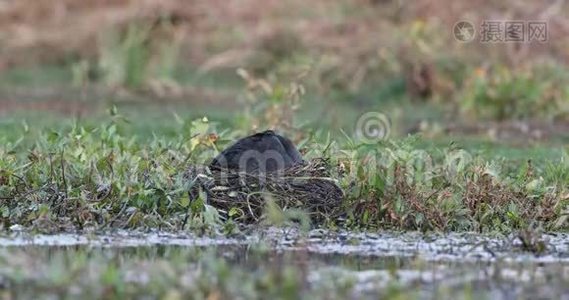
[[209, 130, 304, 173]]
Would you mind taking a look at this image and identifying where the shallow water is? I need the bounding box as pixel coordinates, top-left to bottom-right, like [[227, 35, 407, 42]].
[[2, 229, 568, 262], [1, 229, 569, 299]]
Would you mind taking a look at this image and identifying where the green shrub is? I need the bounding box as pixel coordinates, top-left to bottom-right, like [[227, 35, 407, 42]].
[[459, 65, 569, 121]]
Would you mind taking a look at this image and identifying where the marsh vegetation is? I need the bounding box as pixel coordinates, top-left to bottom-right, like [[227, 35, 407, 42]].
[[0, 0, 568, 298]]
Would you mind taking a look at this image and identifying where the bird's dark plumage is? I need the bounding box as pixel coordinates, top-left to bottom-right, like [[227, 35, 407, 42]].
[[210, 130, 304, 173]]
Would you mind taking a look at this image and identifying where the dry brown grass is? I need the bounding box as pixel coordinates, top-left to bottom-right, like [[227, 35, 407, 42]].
[[2, 0, 567, 72], [1, 0, 568, 123]]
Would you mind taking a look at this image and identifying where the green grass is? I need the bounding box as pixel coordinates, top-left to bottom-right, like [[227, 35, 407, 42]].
[[0, 64, 73, 88], [0, 62, 567, 233], [0, 109, 567, 233]]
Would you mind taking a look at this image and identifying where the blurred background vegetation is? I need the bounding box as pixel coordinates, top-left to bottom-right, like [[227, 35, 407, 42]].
[[0, 0, 568, 147]]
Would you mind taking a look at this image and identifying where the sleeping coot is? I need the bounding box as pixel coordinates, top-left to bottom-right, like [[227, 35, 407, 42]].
[[209, 130, 304, 173]]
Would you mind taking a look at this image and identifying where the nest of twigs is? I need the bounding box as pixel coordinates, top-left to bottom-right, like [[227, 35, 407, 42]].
[[186, 158, 344, 223]]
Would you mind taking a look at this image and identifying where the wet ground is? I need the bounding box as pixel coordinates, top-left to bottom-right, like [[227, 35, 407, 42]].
[[1, 229, 568, 299]]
